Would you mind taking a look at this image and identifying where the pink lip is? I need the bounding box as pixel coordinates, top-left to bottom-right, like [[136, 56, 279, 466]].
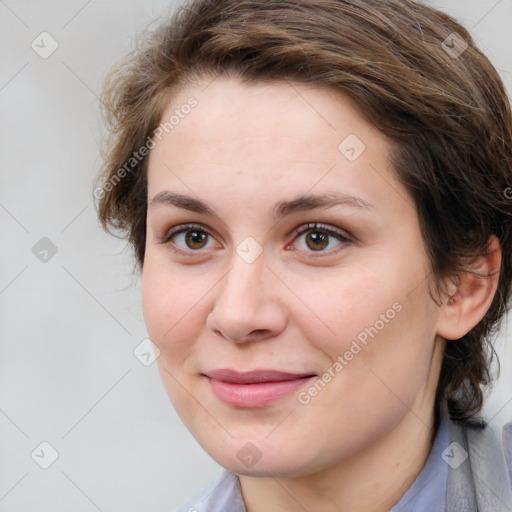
[[204, 369, 316, 407]]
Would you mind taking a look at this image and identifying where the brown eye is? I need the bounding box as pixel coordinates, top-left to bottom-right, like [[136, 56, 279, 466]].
[[290, 223, 352, 254], [185, 230, 209, 249], [161, 223, 218, 254], [305, 231, 329, 251]]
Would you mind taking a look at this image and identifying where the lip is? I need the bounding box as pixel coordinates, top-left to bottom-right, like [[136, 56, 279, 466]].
[[203, 368, 316, 407]]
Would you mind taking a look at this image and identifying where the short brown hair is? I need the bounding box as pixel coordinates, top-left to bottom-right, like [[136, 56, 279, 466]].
[[95, 0, 512, 424]]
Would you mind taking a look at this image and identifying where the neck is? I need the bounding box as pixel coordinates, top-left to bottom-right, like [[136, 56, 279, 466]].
[[238, 403, 439, 512]]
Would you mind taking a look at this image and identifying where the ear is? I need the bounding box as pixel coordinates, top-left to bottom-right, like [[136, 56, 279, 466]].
[[436, 236, 501, 341]]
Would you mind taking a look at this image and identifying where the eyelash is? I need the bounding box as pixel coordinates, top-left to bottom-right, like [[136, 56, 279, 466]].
[[159, 222, 353, 257]]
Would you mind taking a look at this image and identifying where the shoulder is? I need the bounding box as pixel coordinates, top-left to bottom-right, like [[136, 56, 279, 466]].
[[450, 414, 512, 478], [503, 420, 512, 485], [463, 416, 512, 474], [445, 413, 512, 511], [172, 469, 245, 512]]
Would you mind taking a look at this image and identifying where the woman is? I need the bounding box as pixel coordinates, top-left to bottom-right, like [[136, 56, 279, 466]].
[[94, 0, 512, 510]]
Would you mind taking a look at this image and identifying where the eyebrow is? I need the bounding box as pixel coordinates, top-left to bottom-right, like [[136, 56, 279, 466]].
[[149, 191, 374, 219]]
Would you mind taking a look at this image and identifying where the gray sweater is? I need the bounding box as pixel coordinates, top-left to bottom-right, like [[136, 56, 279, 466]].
[[447, 409, 512, 511]]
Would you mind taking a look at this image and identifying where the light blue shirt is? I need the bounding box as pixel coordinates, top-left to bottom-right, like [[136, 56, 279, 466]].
[[175, 407, 449, 512]]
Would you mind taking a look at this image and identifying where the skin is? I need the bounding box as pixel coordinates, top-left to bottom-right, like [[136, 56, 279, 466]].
[[141, 76, 501, 512]]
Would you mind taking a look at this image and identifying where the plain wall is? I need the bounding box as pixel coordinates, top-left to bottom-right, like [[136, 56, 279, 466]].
[[0, 0, 510, 510]]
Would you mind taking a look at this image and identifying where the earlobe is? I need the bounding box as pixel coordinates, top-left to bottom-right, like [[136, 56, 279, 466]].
[[436, 236, 501, 341]]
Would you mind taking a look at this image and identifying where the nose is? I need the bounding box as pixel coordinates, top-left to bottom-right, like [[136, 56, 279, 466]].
[[205, 250, 288, 344]]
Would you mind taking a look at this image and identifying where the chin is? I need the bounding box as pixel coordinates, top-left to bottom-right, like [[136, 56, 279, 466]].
[[221, 457, 309, 478], [201, 437, 329, 478]]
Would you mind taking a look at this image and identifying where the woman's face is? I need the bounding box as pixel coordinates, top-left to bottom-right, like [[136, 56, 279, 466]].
[[142, 76, 445, 476]]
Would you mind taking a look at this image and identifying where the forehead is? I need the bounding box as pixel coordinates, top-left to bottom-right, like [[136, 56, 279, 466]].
[[152, 77, 379, 159], [146, 76, 409, 217]]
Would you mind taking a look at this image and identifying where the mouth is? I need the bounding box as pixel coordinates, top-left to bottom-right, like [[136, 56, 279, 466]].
[[202, 369, 317, 408]]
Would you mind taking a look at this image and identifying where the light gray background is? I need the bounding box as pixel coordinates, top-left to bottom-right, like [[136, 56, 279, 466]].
[[0, 0, 511, 510]]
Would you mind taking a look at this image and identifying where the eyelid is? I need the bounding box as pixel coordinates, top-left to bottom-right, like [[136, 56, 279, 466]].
[[288, 222, 353, 245], [285, 222, 355, 253], [159, 222, 214, 245], [158, 222, 222, 258]]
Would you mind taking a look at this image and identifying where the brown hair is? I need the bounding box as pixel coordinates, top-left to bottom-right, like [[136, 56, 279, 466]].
[[95, 0, 512, 424]]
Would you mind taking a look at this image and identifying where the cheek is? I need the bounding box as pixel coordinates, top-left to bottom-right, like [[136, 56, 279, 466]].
[[141, 261, 210, 418], [288, 268, 394, 354], [141, 259, 207, 362], [293, 266, 436, 400]]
